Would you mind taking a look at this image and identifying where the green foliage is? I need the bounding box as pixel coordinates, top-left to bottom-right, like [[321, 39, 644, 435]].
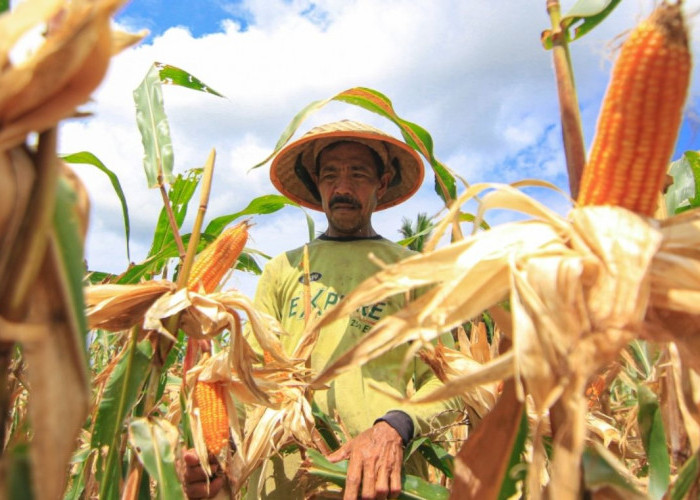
[[637, 385, 670, 499], [148, 169, 202, 260], [54, 175, 90, 352], [666, 151, 700, 214], [251, 87, 458, 206], [305, 449, 450, 500], [398, 212, 434, 252], [541, 0, 622, 49], [128, 418, 184, 500], [498, 407, 528, 499], [62, 151, 132, 262], [582, 443, 646, 497]]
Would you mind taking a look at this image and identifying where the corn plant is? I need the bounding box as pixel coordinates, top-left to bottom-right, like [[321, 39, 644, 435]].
[[2, 0, 700, 499]]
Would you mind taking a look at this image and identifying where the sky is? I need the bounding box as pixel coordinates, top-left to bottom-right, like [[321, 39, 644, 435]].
[[33, 0, 700, 298]]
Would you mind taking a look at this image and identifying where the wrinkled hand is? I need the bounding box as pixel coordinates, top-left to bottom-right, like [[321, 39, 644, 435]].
[[327, 422, 403, 499], [182, 449, 225, 499]]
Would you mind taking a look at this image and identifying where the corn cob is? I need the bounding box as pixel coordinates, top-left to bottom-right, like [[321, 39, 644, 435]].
[[577, 2, 691, 216], [187, 220, 249, 293], [194, 380, 229, 454]]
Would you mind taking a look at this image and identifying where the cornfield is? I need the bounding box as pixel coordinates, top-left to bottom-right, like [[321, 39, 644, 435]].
[[1, 0, 699, 499]]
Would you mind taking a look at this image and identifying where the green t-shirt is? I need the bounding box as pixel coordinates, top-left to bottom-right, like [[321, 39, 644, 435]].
[[253, 235, 457, 438]]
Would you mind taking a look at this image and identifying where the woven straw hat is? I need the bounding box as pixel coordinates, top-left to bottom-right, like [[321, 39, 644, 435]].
[[270, 120, 425, 211]]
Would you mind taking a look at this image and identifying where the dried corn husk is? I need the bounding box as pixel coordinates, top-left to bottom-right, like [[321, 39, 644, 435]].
[[301, 182, 700, 499], [0, 1, 144, 497]]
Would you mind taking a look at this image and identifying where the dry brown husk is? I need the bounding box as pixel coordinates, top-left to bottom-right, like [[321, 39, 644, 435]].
[[85, 281, 319, 489], [0, 1, 144, 497], [301, 182, 700, 499]]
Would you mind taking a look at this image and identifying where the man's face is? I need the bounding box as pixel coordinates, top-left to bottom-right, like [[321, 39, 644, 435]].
[[314, 141, 391, 237]]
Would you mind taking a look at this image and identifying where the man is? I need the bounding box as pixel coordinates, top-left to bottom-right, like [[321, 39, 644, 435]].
[[185, 120, 457, 499]]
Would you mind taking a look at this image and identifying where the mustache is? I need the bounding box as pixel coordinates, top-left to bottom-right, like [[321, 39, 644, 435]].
[[329, 195, 361, 208]]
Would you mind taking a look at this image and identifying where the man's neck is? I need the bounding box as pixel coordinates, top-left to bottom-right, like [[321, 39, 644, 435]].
[[319, 233, 383, 241]]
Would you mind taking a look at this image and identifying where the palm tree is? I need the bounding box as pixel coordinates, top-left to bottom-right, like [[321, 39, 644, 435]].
[[398, 212, 434, 252]]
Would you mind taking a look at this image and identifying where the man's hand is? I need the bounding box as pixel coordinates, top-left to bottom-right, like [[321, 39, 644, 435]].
[[326, 421, 403, 499], [182, 449, 225, 499]]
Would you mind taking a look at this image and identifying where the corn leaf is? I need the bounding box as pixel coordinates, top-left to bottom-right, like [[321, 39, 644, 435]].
[[62, 151, 131, 262], [53, 174, 90, 363], [4, 442, 33, 500], [128, 418, 184, 500], [334, 87, 456, 204], [498, 407, 528, 500], [133, 63, 175, 188], [155, 62, 224, 97], [91, 339, 153, 448], [204, 194, 299, 235], [541, 0, 622, 49], [416, 439, 453, 479], [305, 449, 449, 500], [668, 453, 699, 500], [250, 87, 457, 205], [582, 442, 646, 498], [637, 384, 670, 500], [64, 449, 93, 500], [236, 251, 263, 275], [666, 151, 700, 214], [148, 168, 202, 259]]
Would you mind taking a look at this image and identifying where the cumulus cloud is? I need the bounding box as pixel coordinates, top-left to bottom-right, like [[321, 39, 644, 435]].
[[53, 0, 700, 298]]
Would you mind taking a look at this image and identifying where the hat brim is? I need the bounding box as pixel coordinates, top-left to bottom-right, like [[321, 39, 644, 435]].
[[270, 125, 425, 211]]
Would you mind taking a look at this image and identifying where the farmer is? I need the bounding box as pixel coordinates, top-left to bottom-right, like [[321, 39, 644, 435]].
[[184, 120, 458, 499]]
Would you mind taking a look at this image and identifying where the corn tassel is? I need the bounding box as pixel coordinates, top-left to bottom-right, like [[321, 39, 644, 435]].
[[577, 2, 691, 216], [187, 220, 249, 293], [194, 380, 229, 454]]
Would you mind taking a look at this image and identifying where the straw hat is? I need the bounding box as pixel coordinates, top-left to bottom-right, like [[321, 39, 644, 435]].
[[269, 120, 425, 211]]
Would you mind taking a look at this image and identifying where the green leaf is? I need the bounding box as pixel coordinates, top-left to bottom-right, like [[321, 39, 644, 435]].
[[205, 194, 299, 235], [133, 63, 175, 188], [459, 212, 491, 231], [417, 440, 453, 479], [64, 449, 94, 500], [562, 0, 622, 41], [128, 418, 185, 500], [0, 0, 9, 14], [147, 169, 202, 259], [156, 62, 225, 97], [666, 151, 700, 214], [334, 87, 457, 204], [668, 453, 699, 500], [305, 449, 449, 500], [304, 209, 316, 242], [542, 0, 622, 48], [250, 87, 458, 206], [53, 175, 90, 357], [62, 151, 131, 262], [582, 442, 646, 497], [498, 406, 529, 499], [5, 442, 34, 500], [403, 436, 428, 462], [236, 251, 263, 275], [637, 384, 670, 500], [91, 340, 153, 448]]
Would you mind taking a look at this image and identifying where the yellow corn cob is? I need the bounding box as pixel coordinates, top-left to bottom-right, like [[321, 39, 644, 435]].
[[194, 380, 229, 454], [187, 220, 249, 293], [577, 2, 691, 216]]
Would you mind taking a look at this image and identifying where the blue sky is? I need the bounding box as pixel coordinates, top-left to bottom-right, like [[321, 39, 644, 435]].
[[116, 0, 253, 39], [45, 0, 700, 297]]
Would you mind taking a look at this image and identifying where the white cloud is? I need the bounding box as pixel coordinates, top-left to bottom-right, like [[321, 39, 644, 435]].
[[54, 0, 700, 296]]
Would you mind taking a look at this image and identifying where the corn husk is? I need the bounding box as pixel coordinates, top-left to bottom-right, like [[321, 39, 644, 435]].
[[300, 182, 700, 499]]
